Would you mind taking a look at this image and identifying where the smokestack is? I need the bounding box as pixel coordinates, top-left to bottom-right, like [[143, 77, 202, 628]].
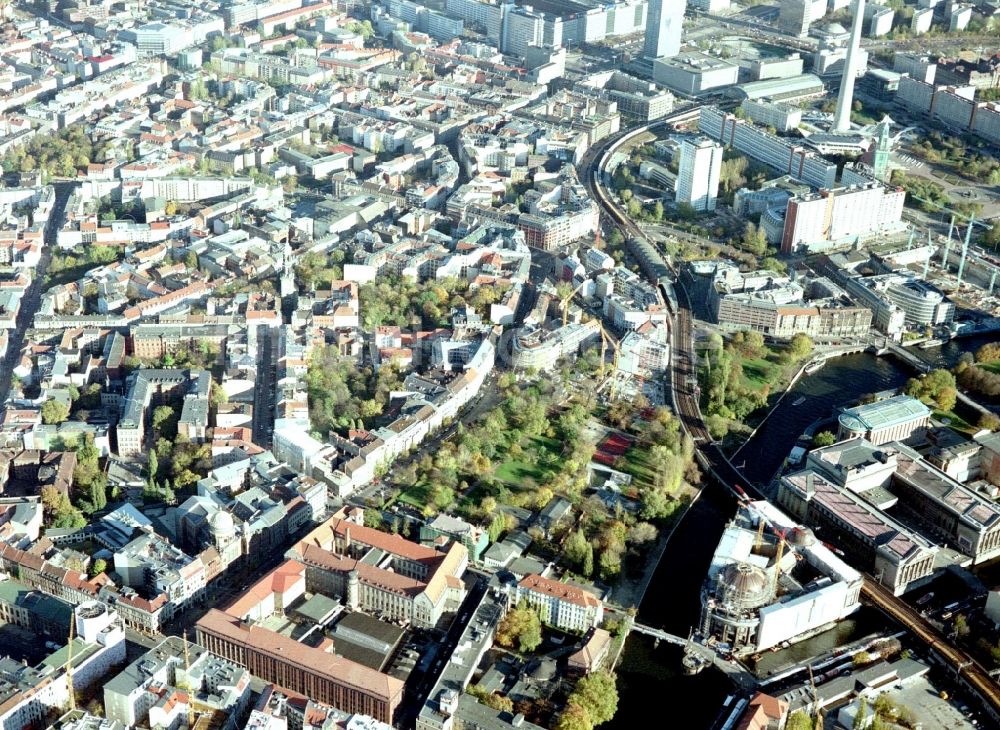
[[832, 0, 867, 133]]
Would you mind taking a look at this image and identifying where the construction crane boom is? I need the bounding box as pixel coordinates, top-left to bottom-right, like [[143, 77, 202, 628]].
[[66, 613, 75, 711]]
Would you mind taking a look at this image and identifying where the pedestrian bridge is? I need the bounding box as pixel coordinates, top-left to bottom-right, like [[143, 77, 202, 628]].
[[628, 622, 759, 689], [629, 622, 689, 647]]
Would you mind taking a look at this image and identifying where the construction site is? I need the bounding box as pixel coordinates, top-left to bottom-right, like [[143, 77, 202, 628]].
[[871, 211, 1000, 334], [697, 500, 864, 660]]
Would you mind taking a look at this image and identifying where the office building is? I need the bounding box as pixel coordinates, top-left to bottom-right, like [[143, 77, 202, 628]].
[[503, 6, 560, 60], [710, 265, 873, 339], [196, 609, 403, 725], [517, 166, 599, 250], [445, 0, 508, 43], [516, 573, 604, 632], [813, 44, 870, 78], [443, 0, 646, 48], [859, 69, 901, 105], [846, 272, 954, 330], [780, 182, 905, 254], [675, 137, 722, 212], [893, 53, 936, 84], [748, 54, 805, 81], [779, 0, 812, 36], [113, 532, 206, 614], [740, 99, 803, 131], [581, 71, 676, 122], [120, 23, 192, 56], [505, 320, 601, 370], [653, 52, 739, 96], [644, 0, 686, 60], [699, 106, 838, 188]]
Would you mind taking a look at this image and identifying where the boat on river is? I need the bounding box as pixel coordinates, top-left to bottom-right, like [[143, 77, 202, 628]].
[[804, 360, 826, 375]]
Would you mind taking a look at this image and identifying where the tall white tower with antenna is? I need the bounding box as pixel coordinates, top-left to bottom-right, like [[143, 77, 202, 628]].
[[832, 0, 867, 133]]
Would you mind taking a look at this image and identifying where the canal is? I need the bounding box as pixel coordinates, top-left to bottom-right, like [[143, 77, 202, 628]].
[[611, 334, 998, 727]]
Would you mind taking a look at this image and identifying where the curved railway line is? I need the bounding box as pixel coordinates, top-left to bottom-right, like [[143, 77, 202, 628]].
[[863, 579, 1000, 718], [581, 117, 1000, 722]]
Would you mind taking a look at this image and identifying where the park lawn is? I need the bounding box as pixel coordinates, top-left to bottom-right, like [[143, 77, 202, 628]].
[[46, 262, 98, 289], [621, 446, 657, 492], [740, 354, 782, 391], [456, 483, 492, 515], [396, 481, 432, 510], [494, 435, 562, 488], [933, 408, 976, 436]]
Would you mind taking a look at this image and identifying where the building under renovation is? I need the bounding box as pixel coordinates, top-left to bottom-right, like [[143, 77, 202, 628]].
[[699, 501, 862, 657]]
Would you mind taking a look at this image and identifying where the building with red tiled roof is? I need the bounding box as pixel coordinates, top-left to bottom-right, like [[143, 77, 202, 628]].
[[734, 692, 788, 730], [516, 573, 604, 632], [288, 515, 468, 629]]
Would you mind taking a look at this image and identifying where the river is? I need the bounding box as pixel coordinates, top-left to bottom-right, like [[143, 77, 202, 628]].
[[610, 333, 999, 727]]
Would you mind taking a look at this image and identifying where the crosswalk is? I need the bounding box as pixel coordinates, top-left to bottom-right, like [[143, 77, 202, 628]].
[[896, 153, 926, 170]]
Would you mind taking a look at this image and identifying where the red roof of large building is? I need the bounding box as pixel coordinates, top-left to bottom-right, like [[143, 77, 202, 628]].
[[518, 574, 602, 609]]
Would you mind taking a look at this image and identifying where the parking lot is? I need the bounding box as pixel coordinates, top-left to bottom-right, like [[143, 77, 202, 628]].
[[892, 676, 979, 729]]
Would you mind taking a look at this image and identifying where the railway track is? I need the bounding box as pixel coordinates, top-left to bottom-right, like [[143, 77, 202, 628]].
[[863, 579, 1000, 719]]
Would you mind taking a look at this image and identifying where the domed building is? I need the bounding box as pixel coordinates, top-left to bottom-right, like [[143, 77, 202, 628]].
[[209, 510, 236, 543], [698, 501, 862, 657], [700, 562, 776, 652], [208, 509, 241, 565]]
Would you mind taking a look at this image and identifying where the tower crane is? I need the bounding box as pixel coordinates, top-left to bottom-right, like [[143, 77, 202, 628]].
[[65, 614, 75, 712], [772, 528, 788, 594], [596, 321, 622, 400], [558, 228, 603, 326], [559, 278, 592, 328], [181, 630, 195, 730]]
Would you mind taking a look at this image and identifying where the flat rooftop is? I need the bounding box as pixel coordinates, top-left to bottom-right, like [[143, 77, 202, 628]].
[[893, 443, 1000, 531], [838, 395, 930, 434], [782, 470, 932, 562]]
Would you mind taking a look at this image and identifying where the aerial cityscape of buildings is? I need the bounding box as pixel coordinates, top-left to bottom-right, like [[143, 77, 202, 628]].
[[0, 0, 999, 728]]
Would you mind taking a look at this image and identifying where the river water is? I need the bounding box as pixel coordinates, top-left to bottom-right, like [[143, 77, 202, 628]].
[[610, 333, 999, 727]]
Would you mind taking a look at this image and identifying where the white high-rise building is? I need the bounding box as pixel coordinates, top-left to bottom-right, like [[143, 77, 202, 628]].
[[643, 0, 686, 60], [502, 6, 545, 59], [780, 181, 905, 253], [676, 137, 722, 212]]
